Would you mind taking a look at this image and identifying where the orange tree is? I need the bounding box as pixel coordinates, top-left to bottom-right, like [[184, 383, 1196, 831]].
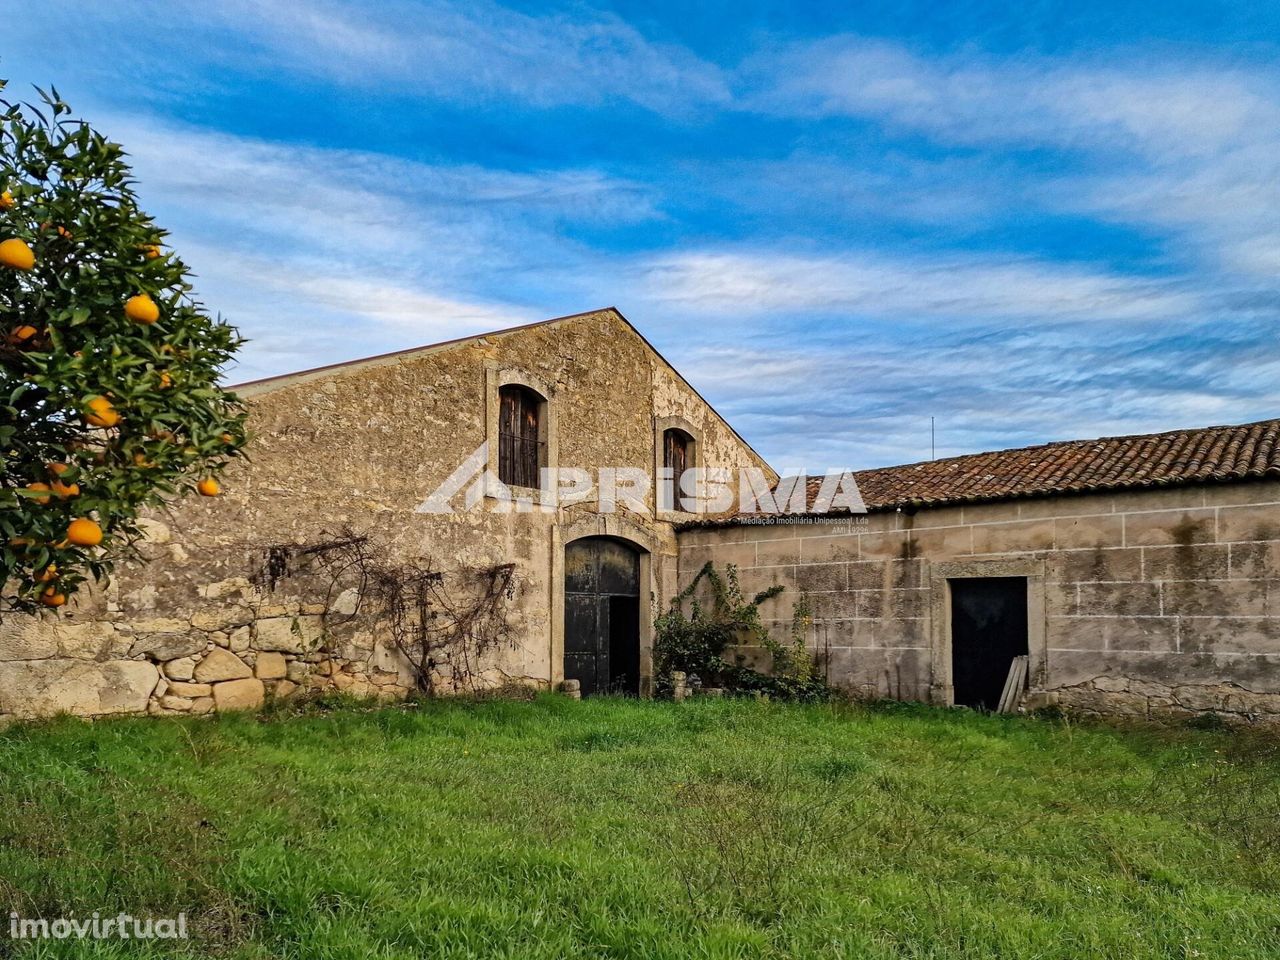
[[0, 83, 246, 612]]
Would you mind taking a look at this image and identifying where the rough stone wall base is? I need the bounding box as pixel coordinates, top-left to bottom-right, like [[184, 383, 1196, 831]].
[[0, 597, 420, 722], [1041, 679, 1280, 725]]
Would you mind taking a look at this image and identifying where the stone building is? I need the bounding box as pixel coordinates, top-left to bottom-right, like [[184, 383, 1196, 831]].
[[0, 309, 773, 719], [683, 419, 1280, 721], [2, 307, 1279, 723]]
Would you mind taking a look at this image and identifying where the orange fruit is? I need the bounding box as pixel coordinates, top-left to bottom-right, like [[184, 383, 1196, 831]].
[[25, 481, 51, 505], [55, 226, 72, 240], [197, 477, 221, 497], [124, 294, 159, 325], [39, 587, 67, 608], [8, 324, 38, 345], [132, 452, 154, 468], [220, 432, 235, 445], [0, 238, 34, 270], [158, 371, 172, 388], [0, 191, 13, 210], [36, 564, 57, 582], [84, 396, 120, 428], [50, 479, 79, 499], [66, 518, 103, 547], [142, 244, 161, 259]]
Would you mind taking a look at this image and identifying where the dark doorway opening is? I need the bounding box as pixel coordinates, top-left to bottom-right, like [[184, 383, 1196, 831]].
[[949, 577, 1028, 710], [662, 428, 693, 512], [564, 538, 641, 696], [608, 596, 640, 695]]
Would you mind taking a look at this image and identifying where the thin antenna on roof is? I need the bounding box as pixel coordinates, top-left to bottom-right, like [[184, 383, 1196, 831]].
[[931, 417, 936, 461]]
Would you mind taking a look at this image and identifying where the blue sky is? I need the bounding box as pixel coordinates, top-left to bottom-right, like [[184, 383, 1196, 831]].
[[6, 1, 1280, 471]]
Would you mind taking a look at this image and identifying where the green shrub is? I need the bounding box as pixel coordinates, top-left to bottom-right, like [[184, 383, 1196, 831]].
[[653, 561, 830, 701]]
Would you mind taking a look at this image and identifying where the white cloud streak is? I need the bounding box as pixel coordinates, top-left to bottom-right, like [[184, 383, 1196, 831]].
[[94, 116, 650, 380], [751, 37, 1280, 157], [750, 36, 1280, 288], [677, 315, 1280, 471], [644, 250, 1198, 321], [114, 0, 730, 115]]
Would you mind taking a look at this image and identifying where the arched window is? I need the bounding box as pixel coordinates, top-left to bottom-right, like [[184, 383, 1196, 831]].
[[663, 428, 694, 512], [498, 384, 546, 488]]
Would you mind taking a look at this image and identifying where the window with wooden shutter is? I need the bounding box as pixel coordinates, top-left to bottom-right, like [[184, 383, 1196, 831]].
[[663, 428, 692, 512], [498, 385, 544, 488]]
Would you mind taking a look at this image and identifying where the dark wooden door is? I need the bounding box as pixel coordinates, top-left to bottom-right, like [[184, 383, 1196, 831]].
[[950, 577, 1028, 710], [564, 538, 641, 696]]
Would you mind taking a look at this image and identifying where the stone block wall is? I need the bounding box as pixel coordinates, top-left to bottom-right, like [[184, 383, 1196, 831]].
[[679, 479, 1280, 722]]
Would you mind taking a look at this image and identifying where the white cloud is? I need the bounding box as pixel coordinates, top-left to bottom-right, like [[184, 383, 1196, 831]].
[[751, 37, 1280, 158], [1226, 235, 1280, 276], [84, 115, 650, 380], [643, 250, 1197, 321], [110, 117, 657, 266], [12, 0, 728, 115], [171, 242, 537, 384], [1062, 140, 1280, 280], [168, 0, 730, 114], [749, 37, 1280, 294], [671, 315, 1280, 472], [222, 255, 532, 334]]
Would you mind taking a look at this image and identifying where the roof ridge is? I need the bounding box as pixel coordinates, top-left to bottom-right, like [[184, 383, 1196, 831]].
[[716, 415, 1280, 528], [229, 307, 620, 392], [852, 417, 1280, 477]]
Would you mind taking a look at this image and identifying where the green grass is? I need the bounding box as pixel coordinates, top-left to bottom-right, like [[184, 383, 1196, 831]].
[[1, 696, 1279, 959]]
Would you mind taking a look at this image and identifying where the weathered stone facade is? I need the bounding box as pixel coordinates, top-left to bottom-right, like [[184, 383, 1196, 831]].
[[6, 305, 1277, 725], [0, 309, 771, 720], [681, 479, 1280, 722]]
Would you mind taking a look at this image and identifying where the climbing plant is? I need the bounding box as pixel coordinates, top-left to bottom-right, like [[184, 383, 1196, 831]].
[[653, 561, 829, 701], [253, 530, 521, 696]]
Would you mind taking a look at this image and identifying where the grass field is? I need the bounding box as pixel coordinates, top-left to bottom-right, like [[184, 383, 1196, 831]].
[[1, 696, 1278, 959]]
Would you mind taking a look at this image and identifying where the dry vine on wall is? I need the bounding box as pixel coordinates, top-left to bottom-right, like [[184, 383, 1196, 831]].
[[251, 529, 520, 696]]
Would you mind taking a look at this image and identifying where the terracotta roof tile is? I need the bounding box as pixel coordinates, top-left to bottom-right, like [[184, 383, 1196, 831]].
[[683, 419, 1280, 528], [839, 418, 1280, 512]]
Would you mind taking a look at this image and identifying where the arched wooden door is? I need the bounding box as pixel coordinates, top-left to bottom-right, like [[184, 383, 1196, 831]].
[[564, 537, 641, 696]]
